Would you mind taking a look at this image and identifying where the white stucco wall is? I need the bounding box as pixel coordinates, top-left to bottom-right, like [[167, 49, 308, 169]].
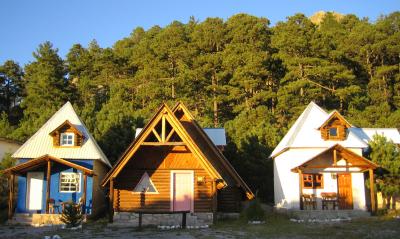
[[274, 148, 367, 211], [0, 141, 20, 162]]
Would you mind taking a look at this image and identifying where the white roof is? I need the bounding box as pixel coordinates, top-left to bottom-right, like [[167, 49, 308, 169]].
[[270, 102, 368, 158], [350, 128, 400, 145], [135, 127, 227, 146], [12, 102, 111, 167]]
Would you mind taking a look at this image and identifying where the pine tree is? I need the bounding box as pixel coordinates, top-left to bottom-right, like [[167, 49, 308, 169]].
[[368, 134, 400, 209]]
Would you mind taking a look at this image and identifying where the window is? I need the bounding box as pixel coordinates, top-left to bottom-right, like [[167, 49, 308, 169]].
[[302, 174, 323, 189], [60, 133, 74, 146], [133, 172, 158, 194], [60, 172, 81, 192], [329, 127, 338, 137]]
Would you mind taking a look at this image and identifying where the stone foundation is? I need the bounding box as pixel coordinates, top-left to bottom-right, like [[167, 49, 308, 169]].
[[9, 213, 64, 226], [111, 212, 213, 227]]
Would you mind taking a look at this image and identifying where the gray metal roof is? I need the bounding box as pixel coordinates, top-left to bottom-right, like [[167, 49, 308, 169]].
[[12, 102, 111, 167]]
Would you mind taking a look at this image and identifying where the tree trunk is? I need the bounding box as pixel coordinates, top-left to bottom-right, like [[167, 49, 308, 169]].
[[212, 74, 218, 127]]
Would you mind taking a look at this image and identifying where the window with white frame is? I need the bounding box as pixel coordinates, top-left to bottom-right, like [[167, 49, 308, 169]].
[[60, 172, 81, 192], [60, 132, 75, 146]]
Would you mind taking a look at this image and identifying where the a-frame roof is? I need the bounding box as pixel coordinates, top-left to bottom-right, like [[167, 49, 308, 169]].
[[317, 110, 352, 129], [172, 102, 254, 199], [292, 144, 378, 172], [270, 102, 368, 158], [3, 154, 94, 175], [12, 102, 111, 167], [49, 120, 84, 137], [102, 102, 254, 199]]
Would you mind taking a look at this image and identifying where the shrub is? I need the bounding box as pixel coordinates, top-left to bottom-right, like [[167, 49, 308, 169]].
[[60, 202, 83, 228], [243, 198, 265, 221]]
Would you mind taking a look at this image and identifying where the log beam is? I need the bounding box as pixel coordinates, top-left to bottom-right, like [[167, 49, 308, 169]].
[[8, 174, 14, 219], [299, 169, 303, 210], [82, 174, 87, 214], [45, 160, 51, 213], [109, 178, 114, 223], [369, 169, 376, 213]]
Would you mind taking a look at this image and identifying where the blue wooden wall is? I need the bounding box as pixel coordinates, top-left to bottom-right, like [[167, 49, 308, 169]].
[[16, 159, 94, 214]]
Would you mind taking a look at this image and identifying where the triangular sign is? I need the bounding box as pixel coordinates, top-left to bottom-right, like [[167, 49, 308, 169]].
[[133, 172, 158, 193]]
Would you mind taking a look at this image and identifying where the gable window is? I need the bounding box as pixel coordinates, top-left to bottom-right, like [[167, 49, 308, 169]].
[[329, 128, 338, 137], [60, 133, 74, 146], [133, 172, 158, 194], [302, 174, 323, 189], [60, 172, 81, 192]]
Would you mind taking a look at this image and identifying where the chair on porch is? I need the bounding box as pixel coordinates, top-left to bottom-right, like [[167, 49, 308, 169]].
[[48, 198, 61, 214], [321, 192, 338, 210], [302, 194, 317, 210]]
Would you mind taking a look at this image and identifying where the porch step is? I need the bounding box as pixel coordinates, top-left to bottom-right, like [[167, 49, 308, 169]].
[[8, 214, 33, 225], [290, 210, 371, 221]]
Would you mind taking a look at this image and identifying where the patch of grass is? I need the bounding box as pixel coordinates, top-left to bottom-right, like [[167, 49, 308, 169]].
[[212, 212, 400, 239]]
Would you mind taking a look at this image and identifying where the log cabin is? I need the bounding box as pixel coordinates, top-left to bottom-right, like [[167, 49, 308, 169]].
[[271, 101, 400, 214], [102, 102, 254, 227], [3, 102, 111, 225]]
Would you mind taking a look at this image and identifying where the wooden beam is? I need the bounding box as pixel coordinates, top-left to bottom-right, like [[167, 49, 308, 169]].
[[8, 174, 14, 219], [301, 165, 369, 169], [109, 178, 114, 223], [212, 180, 218, 214], [141, 142, 185, 146], [45, 160, 51, 213], [162, 115, 166, 142], [165, 128, 175, 142], [369, 169, 376, 213], [333, 149, 337, 166], [152, 129, 162, 142], [299, 170, 303, 210], [82, 174, 87, 215]]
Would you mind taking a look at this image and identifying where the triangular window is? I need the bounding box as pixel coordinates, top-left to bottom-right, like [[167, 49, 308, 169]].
[[133, 172, 158, 194]]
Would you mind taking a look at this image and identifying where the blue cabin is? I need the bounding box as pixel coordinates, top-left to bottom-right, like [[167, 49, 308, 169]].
[[4, 102, 111, 224]]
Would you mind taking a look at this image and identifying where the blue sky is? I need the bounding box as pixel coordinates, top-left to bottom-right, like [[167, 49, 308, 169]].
[[0, 0, 398, 66]]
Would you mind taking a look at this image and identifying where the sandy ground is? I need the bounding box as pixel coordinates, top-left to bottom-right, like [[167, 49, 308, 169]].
[[0, 217, 399, 239]]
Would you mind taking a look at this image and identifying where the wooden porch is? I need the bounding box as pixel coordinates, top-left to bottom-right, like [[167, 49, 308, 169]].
[[2, 155, 94, 219], [292, 144, 379, 213]]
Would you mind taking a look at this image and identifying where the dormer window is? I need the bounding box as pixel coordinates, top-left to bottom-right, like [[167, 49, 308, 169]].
[[318, 111, 352, 141], [60, 133, 75, 146], [49, 120, 85, 147], [329, 128, 338, 137]]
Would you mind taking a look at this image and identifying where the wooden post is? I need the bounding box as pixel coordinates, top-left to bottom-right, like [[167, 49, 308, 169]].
[[369, 169, 376, 213], [109, 178, 114, 223], [212, 180, 218, 213], [45, 160, 51, 213], [333, 149, 337, 166], [182, 212, 187, 229], [161, 115, 166, 142], [8, 174, 14, 219], [138, 212, 142, 229], [82, 174, 87, 214], [298, 169, 303, 210]]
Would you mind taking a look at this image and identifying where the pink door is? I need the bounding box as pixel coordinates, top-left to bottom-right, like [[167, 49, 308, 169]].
[[172, 172, 193, 212]]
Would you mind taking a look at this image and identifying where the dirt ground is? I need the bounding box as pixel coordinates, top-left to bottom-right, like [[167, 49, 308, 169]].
[[0, 216, 399, 239]]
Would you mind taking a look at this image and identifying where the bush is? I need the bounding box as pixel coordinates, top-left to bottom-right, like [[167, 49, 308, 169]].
[[243, 198, 265, 221], [60, 202, 83, 228]]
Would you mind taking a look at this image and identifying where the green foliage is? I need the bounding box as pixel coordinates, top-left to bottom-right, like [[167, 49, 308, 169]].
[[1, 12, 400, 202], [243, 198, 265, 221], [0, 154, 16, 220], [368, 134, 400, 199], [60, 202, 83, 228]]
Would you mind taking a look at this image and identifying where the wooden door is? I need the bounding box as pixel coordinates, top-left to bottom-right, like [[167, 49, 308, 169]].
[[27, 172, 44, 210], [337, 174, 353, 209], [172, 171, 193, 212]]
